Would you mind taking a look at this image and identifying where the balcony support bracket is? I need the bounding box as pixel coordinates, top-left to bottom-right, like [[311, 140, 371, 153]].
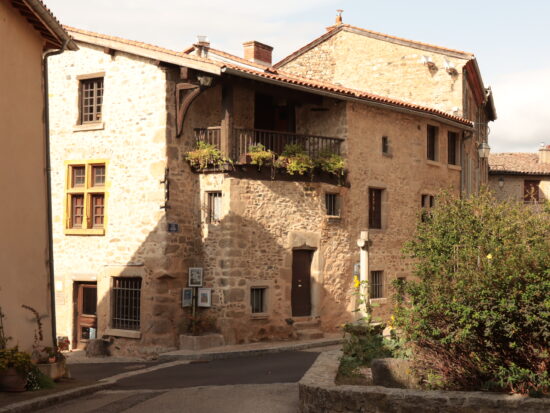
[[176, 83, 201, 138]]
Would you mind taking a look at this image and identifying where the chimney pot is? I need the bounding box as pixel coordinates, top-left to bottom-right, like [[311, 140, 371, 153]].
[[243, 41, 273, 66], [194, 35, 210, 57], [538, 143, 550, 164]]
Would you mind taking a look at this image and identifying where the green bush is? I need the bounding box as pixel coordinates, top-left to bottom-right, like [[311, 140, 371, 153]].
[[315, 152, 345, 177], [394, 190, 550, 394], [275, 144, 315, 175], [247, 143, 274, 169], [185, 141, 227, 170]]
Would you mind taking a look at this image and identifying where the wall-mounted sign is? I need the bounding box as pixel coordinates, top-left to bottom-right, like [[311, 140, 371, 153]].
[[197, 288, 212, 307], [188, 267, 203, 287], [182, 288, 193, 307]]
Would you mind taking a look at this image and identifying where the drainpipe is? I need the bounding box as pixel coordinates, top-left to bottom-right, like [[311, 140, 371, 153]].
[[43, 39, 70, 348]]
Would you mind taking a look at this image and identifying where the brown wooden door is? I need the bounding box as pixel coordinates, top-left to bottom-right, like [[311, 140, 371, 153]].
[[74, 282, 97, 348], [292, 250, 313, 316]]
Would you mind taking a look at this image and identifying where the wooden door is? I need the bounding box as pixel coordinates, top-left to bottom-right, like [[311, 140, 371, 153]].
[[74, 282, 97, 348], [292, 250, 313, 316]]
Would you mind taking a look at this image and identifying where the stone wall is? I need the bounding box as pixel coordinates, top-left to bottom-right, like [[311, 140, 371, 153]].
[[299, 351, 550, 413], [280, 30, 468, 116], [48, 43, 175, 355], [489, 174, 550, 203]]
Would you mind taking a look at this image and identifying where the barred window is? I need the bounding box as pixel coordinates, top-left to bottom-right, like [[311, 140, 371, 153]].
[[369, 271, 384, 299], [112, 277, 141, 330], [207, 191, 222, 223], [325, 193, 340, 216], [80, 77, 103, 123], [251, 287, 266, 314]]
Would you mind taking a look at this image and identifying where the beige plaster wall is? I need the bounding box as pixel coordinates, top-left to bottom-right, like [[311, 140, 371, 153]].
[[0, 1, 54, 352], [280, 30, 468, 116]]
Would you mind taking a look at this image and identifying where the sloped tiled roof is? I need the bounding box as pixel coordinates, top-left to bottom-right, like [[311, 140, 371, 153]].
[[489, 152, 550, 175], [274, 23, 473, 69], [184, 45, 269, 70]]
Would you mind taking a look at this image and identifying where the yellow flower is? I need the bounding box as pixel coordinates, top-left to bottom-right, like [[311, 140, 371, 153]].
[[353, 275, 360, 288], [486, 253, 493, 260]]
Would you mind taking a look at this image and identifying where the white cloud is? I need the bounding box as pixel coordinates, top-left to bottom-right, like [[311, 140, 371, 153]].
[[490, 68, 550, 153]]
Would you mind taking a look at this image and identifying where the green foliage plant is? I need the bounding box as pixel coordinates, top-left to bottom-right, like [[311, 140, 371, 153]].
[[315, 151, 345, 177], [247, 143, 274, 169], [0, 307, 11, 350], [185, 141, 228, 170], [394, 189, 550, 394], [274, 144, 315, 176], [0, 347, 33, 375]]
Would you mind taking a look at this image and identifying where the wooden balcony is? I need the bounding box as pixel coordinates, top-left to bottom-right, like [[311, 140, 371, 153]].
[[193, 127, 343, 163]]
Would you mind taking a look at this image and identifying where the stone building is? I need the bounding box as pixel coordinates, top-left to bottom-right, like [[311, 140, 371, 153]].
[[488, 146, 550, 204], [48, 17, 495, 355], [0, 0, 75, 352]]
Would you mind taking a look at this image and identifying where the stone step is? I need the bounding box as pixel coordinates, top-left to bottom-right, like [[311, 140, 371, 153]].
[[297, 329, 324, 340], [293, 320, 321, 330]]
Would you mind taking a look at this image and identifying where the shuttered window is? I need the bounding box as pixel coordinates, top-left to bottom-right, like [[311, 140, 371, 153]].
[[368, 188, 383, 229]]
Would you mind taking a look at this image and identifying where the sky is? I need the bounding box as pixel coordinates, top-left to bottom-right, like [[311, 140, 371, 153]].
[[46, 0, 550, 153]]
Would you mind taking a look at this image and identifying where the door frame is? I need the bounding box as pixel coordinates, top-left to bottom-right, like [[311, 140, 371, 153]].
[[291, 247, 316, 317], [73, 281, 97, 349]]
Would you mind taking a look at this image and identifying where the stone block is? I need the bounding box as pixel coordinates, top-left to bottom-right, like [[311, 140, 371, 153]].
[[228, 288, 245, 302], [179, 333, 225, 351]]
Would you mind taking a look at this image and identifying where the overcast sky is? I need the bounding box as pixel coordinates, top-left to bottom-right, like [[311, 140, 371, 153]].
[[46, 0, 550, 153]]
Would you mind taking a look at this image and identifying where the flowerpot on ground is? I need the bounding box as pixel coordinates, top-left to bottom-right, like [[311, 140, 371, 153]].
[[36, 360, 68, 381], [0, 367, 27, 392]]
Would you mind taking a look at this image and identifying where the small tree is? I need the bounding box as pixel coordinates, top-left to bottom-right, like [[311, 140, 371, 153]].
[[395, 190, 550, 394]]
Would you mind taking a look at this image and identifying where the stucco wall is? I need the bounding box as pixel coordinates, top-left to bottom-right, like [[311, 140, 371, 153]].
[[0, 1, 54, 352], [280, 30, 468, 116]]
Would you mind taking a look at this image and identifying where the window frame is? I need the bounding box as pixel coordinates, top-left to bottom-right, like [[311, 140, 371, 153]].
[[369, 270, 385, 299], [325, 192, 341, 217], [65, 160, 108, 235], [206, 191, 222, 223], [427, 125, 439, 161], [368, 188, 383, 229], [447, 131, 459, 165], [381, 136, 390, 155], [77, 73, 105, 125], [524, 180, 541, 203], [250, 287, 268, 316], [111, 277, 142, 331]]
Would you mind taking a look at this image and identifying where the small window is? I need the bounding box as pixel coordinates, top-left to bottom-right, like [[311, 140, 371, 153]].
[[92, 165, 105, 186], [382, 136, 389, 155], [370, 271, 384, 299], [524, 180, 540, 203], [91, 194, 105, 228], [207, 191, 222, 223], [251, 287, 267, 314], [447, 132, 459, 165], [427, 125, 438, 161], [112, 277, 141, 330], [368, 188, 383, 229], [80, 77, 104, 124], [421, 194, 435, 222], [325, 193, 340, 217], [72, 166, 86, 187]]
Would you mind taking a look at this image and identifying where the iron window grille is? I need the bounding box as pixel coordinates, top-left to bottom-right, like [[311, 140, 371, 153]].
[[112, 277, 141, 330], [251, 287, 266, 313], [325, 193, 340, 217], [207, 191, 222, 223], [369, 271, 384, 299], [427, 125, 438, 161], [80, 77, 103, 123]]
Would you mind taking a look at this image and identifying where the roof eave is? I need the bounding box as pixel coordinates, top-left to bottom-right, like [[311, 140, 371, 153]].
[[24, 0, 78, 51]]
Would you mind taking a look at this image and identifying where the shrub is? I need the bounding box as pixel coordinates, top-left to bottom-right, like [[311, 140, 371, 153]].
[[315, 152, 345, 177], [247, 143, 274, 169], [394, 190, 550, 394], [341, 323, 391, 367], [274, 144, 315, 176], [185, 141, 227, 170]]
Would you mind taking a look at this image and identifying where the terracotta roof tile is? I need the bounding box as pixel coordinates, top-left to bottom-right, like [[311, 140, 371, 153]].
[[184, 45, 269, 70], [489, 152, 550, 175]]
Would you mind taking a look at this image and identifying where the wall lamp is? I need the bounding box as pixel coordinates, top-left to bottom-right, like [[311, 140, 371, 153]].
[[478, 142, 491, 159]]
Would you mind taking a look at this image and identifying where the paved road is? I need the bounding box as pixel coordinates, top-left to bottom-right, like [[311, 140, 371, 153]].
[[37, 350, 322, 412]]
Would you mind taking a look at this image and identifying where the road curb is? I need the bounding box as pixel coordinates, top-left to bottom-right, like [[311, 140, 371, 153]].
[[159, 338, 343, 361]]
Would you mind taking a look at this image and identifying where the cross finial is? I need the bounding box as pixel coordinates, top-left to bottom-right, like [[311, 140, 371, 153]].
[[336, 9, 343, 25]]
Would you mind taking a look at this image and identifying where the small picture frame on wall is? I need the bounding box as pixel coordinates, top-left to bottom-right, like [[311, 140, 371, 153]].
[[182, 288, 193, 307], [197, 288, 212, 308], [188, 267, 203, 287]]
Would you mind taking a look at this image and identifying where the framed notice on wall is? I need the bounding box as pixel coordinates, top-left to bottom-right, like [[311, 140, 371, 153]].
[[197, 288, 212, 307], [188, 267, 203, 287], [182, 288, 193, 307]]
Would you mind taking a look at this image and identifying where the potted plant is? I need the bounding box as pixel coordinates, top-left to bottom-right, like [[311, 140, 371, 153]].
[[0, 348, 32, 392], [185, 141, 229, 171], [274, 144, 315, 176], [241, 143, 275, 169]]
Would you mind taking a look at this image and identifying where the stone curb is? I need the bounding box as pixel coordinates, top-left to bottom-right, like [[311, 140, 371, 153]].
[[159, 338, 343, 361], [298, 351, 550, 413]]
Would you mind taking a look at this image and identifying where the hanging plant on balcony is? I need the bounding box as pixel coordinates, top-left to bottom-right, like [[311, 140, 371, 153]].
[[185, 141, 228, 171], [246, 143, 275, 169], [275, 144, 315, 176], [316, 152, 345, 177]]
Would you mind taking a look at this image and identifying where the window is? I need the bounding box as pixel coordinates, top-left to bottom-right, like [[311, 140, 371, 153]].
[[251, 287, 267, 314], [66, 162, 107, 234], [368, 188, 383, 229], [427, 125, 439, 161], [325, 193, 340, 217], [382, 136, 389, 155], [369, 271, 384, 299], [79, 77, 103, 123], [112, 277, 141, 330], [448, 132, 459, 165], [421, 194, 435, 222], [524, 180, 540, 203], [207, 191, 222, 223]]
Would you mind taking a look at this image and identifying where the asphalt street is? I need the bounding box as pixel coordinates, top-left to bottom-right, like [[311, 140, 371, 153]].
[[36, 350, 321, 412]]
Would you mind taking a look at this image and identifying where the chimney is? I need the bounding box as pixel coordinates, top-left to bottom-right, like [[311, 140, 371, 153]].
[[194, 35, 210, 57], [243, 41, 273, 66], [538, 143, 550, 164]]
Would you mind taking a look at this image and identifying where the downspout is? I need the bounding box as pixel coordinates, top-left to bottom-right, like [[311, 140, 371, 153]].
[[43, 39, 70, 348]]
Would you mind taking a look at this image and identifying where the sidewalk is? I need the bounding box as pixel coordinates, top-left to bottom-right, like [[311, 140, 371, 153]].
[[0, 335, 342, 413]]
